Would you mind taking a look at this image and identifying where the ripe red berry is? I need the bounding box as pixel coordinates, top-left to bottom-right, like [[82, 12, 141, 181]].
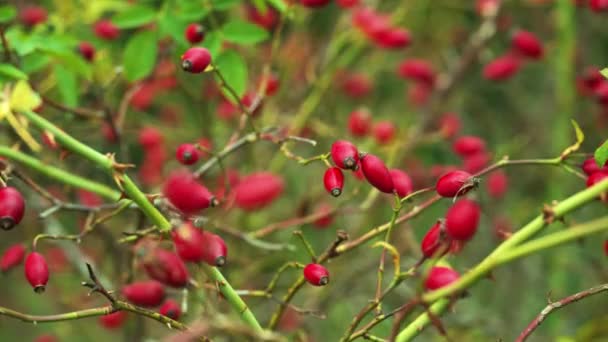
[[94, 20, 120, 40], [181, 47, 212, 73], [435, 170, 474, 197], [407, 83, 432, 106], [260, 73, 280, 96], [175, 143, 200, 165], [201, 231, 228, 267], [446, 199, 481, 241], [163, 171, 217, 215], [99, 311, 127, 330], [360, 154, 394, 193], [185, 23, 205, 44], [138, 127, 164, 149], [487, 170, 508, 198], [348, 109, 372, 137], [25, 252, 49, 293], [324, 167, 345, 197], [424, 266, 460, 290], [577, 67, 604, 96], [582, 157, 608, 175], [299, 0, 331, 8], [142, 249, 189, 288], [586, 170, 608, 188], [397, 59, 436, 86], [130, 82, 157, 111], [159, 299, 181, 320], [1, 243, 26, 273], [463, 151, 491, 173], [590, 0, 608, 12], [483, 54, 521, 81], [337, 0, 359, 8], [438, 112, 461, 139], [0, 186, 26, 230], [331, 140, 360, 170], [20, 6, 48, 27], [341, 72, 373, 98], [122, 280, 166, 307], [246, 5, 279, 30], [511, 30, 544, 60], [303, 263, 329, 286], [172, 222, 206, 263], [373, 121, 396, 145], [595, 82, 608, 105], [373, 28, 411, 49], [233, 172, 284, 210], [452, 136, 486, 157], [78, 42, 95, 62], [390, 169, 413, 198], [420, 222, 450, 258]]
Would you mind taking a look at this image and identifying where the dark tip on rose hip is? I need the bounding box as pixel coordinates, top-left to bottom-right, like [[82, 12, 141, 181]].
[[0, 217, 15, 231], [210, 197, 220, 208], [318, 276, 329, 286], [181, 60, 192, 72], [343, 157, 356, 169], [215, 256, 226, 267], [33, 285, 46, 293], [331, 188, 341, 197]]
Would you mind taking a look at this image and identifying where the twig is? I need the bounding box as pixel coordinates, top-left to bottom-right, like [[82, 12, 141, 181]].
[[41, 96, 105, 119]]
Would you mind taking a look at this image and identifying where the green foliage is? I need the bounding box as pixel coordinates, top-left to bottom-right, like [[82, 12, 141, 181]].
[[222, 20, 270, 45], [111, 5, 157, 29], [214, 49, 248, 99], [122, 29, 158, 82], [0, 5, 16, 23]]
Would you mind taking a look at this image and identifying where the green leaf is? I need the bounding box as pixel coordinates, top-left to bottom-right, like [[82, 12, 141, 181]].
[[266, 0, 287, 13], [214, 50, 248, 101], [0, 5, 16, 23], [112, 5, 157, 29], [20, 53, 51, 74], [54, 64, 78, 107], [222, 20, 269, 45], [123, 30, 158, 82], [595, 140, 608, 168], [176, 2, 209, 21], [39, 47, 93, 80], [601, 68, 608, 80], [211, 0, 242, 10], [202, 31, 222, 60], [158, 14, 188, 47], [0, 63, 28, 80]]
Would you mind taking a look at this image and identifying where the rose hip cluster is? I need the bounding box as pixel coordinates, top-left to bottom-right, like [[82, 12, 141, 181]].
[[352, 7, 412, 50], [398, 59, 436, 107], [138, 127, 167, 186], [324, 140, 413, 198], [347, 109, 397, 145], [483, 29, 544, 82]]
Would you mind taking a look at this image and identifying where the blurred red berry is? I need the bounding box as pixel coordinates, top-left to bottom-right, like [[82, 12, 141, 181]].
[[175, 143, 200, 165], [511, 30, 544, 60], [99, 311, 127, 329], [487, 170, 508, 198], [94, 20, 120, 40], [159, 299, 181, 320], [390, 169, 413, 198], [424, 266, 460, 290], [445, 199, 481, 241], [185, 23, 205, 44], [348, 109, 372, 137], [324, 167, 345, 197], [163, 171, 216, 215], [436, 170, 474, 197], [20, 6, 47, 27], [233, 172, 284, 210], [0, 186, 26, 231], [590, 0, 608, 12], [122, 280, 166, 307], [303, 263, 329, 286], [373, 121, 396, 145], [78, 42, 96, 62], [452, 136, 486, 157], [25, 252, 49, 293], [360, 154, 394, 193], [1, 244, 26, 273], [397, 59, 436, 86], [341, 72, 373, 98], [483, 54, 521, 81]]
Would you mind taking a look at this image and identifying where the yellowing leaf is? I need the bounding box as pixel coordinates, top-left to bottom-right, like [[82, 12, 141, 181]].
[[9, 80, 41, 112]]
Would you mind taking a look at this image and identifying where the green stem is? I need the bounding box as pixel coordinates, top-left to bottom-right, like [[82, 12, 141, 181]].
[[16, 109, 263, 332], [0, 146, 121, 201], [394, 299, 450, 342]]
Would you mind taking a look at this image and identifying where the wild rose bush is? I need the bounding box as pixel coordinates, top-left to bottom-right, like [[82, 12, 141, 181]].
[[1, 1, 608, 341]]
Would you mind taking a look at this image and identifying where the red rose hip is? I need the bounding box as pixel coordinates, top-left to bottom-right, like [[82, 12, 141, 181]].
[[78, 42, 96, 62], [122, 280, 166, 307], [185, 23, 205, 44], [373, 121, 396, 145], [421, 222, 449, 258], [1, 243, 26, 273], [99, 311, 127, 330], [181, 47, 212, 73], [330, 140, 360, 170], [201, 231, 228, 267], [360, 154, 394, 193], [25, 252, 49, 293], [0, 186, 26, 230], [142, 248, 189, 288], [163, 171, 217, 215], [348, 109, 372, 137], [172, 222, 206, 263], [94, 20, 120, 40], [511, 30, 544, 60], [435, 170, 474, 198], [389, 169, 413, 198], [175, 143, 200, 165], [303, 263, 329, 286], [324, 167, 345, 197], [424, 266, 460, 290], [445, 199, 481, 241], [483, 54, 521, 81], [397, 59, 436, 86], [233, 172, 284, 210], [159, 299, 181, 320], [452, 136, 486, 157]]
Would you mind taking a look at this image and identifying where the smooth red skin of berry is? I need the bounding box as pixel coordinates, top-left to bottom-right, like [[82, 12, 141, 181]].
[[303, 263, 330, 286], [408, 83, 432, 106], [331, 140, 360, 170], [360, 154, 395, 194], [424, 266, 460, 290], [397, 59, 436, 86], [446, 199, 481, 241], [389, 169, 413, 198], [483, 54, 521, 81], [373, 28, 411, 49], [20, 6, 48, 26], [130, 82, 157, 111], [163, 171, 215, 215], [352, 8, 376, 30], [348, 110, 372, 137], [299, 0, 331, 8], [313, 203, 334, 228], [487, 170, 508, 198], [260, 73, 280, 96], [463, 151, 491, 173], [594, 81, 608, 105], [201, 231, 228, 267], [175, 143, 200, 165], [337, 0, 359, 8], [159, 299, 181, 320], [452, 136, 486, 157], [139, 147, 167, 186], [373, 121, 396, 145], [172, 222, 206, 263], [99, 311, 127, 330], [578, 67, 604, 96], [122, 280, 166, 307], [421, 223, 446, 258], [324, 167, 345, 197], [215, 169, 241, 201], [341, 72, 372, 98], [246, 5, 279, 30], [234, 172, 284, 210], [511, 30, 544, 60], [1, 244, 26, 273], [25, 252, 49, 293], [78, 42, 95, 62], [181, 47, 212, 73], [435, 170, 473, 197], [582, 157, 608, 175], [0, 186, 25, 230], [94, 20, 120, 40], [586, 171, 608, 188], [139, 127, 164, 149], [143, 249, 189, 288], [185, 23, 205, 44], [590, 0, 608, 12], [438, 112, 461, 139]]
